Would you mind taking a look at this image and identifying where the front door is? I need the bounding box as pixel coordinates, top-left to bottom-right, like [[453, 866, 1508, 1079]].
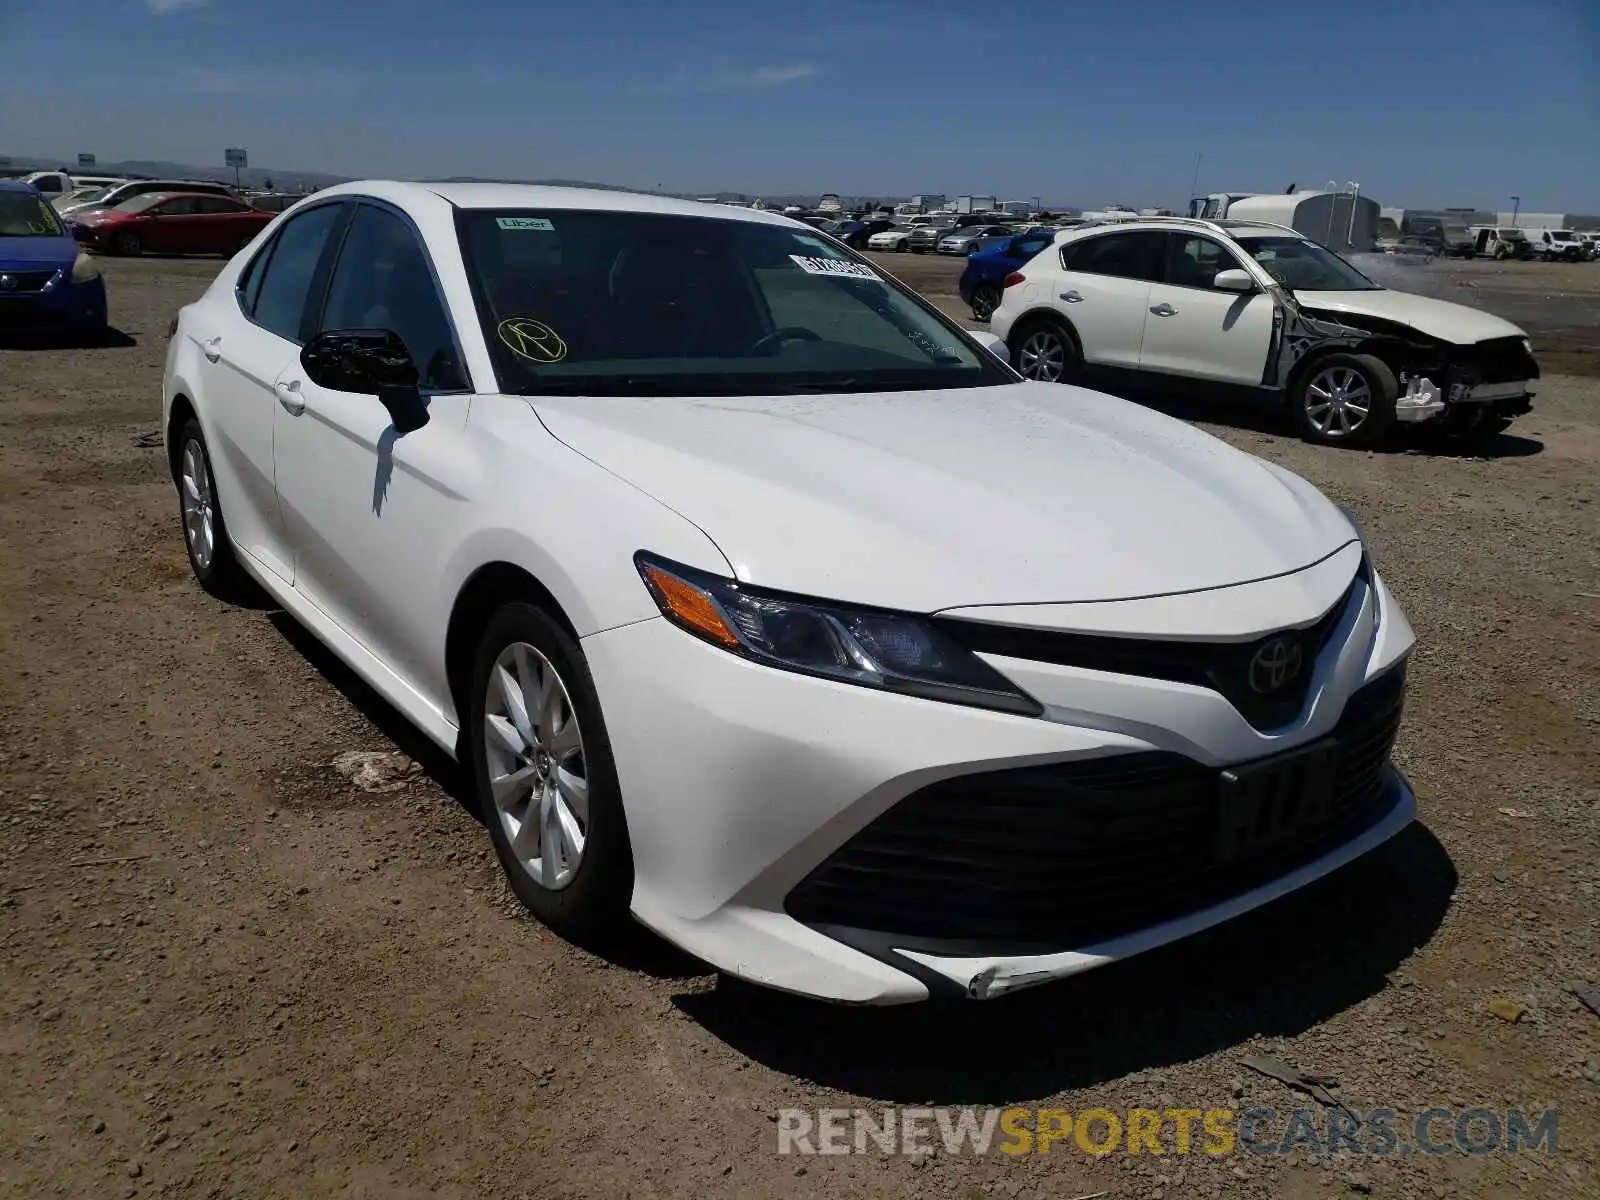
[[1140, 233, 1275, 385], [271, 200, 475, 702]]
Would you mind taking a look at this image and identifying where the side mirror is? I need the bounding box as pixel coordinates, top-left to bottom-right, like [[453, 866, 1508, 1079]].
[[1213, 268, 1256, 293], [967, 329, 1009, 361], [301, 329, 430, 433]]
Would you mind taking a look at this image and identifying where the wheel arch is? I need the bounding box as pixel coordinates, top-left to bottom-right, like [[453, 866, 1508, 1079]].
[[166, 393, 199, 484], [1005, 306, 1084, 356], [1285, 335, 1420, 398], [444, 561, 581, 746]]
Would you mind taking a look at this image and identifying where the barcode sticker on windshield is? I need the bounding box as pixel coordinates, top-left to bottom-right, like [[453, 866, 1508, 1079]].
[[497, 217, 554, 232], [789, 255, 880, 281]]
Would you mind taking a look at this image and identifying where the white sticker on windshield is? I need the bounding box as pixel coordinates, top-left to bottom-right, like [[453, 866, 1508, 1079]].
[[497, 216, 554, 232], [788, 254, 881, 281]]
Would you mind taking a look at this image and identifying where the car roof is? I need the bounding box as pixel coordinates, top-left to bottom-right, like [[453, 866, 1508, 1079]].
[[0, 178, 41, 194], [311, 179, 808, 230], [1055, 218, 1303, 243]]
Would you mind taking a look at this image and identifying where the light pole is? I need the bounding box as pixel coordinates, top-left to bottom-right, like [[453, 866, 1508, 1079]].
[[1510, 196, 1520, 224]]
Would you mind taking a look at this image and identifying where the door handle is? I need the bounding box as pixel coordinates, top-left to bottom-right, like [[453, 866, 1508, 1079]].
[[201, 335, 222, 362], [274, 380, 305, 416], [1149, 303, 1178, 317], [1058, 290, 1084, 302]]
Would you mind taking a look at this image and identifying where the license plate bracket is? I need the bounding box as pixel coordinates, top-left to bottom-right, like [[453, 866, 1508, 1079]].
[[1217, 738, 1340, 862]]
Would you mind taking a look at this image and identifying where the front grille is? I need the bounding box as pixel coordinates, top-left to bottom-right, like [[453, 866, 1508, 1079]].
[[785, 665, 1406, 950], [0, 269, 58, 295], [936, 572, 1361, 731], [1456, 335, 1540, 385]]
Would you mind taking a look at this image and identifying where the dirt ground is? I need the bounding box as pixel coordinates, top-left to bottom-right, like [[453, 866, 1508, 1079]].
[[2, 255, 1597, 1200]]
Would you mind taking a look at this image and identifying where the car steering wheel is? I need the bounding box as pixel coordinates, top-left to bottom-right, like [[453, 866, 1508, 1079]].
[[746, 327, 822, 356]]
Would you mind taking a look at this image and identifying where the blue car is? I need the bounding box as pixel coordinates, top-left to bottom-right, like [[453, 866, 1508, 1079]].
[[0, 179, 108, 337], [957, 230, 1058, 321]]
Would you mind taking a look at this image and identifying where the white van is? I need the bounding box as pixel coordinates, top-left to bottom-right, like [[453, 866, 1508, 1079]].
[[1525, 229, 1586, 262]]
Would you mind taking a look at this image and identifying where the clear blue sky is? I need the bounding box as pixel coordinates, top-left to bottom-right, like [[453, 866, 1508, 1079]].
[[3, 0, 1596, 210]]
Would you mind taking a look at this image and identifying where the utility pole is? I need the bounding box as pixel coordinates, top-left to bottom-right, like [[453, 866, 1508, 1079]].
[[1510, 195, 1521, 224]]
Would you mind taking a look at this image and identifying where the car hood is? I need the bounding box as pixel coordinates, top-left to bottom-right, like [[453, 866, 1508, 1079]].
[[529, 382, 1357, 612], [1297, 288, 1524, 343], [0, 236, 78, 266]]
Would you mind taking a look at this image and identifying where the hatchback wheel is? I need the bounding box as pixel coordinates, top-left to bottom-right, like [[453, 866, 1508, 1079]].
[[970, 284, 1001, 322], [471, 602, 632, 937], [1012, 320, 1078, 383], [1291, 353, 1397, 447], [114, 231, 142, 256], [176, 418, 246, 596]]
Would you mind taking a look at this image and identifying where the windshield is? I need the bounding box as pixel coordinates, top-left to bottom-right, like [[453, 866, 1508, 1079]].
[[1551, 230, 1575, 241], [457, 209, 1009, 397], [1234, 236, 1378, 291], [0, 191, 65, 237]]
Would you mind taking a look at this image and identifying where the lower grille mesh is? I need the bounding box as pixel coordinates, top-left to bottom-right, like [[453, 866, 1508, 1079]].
[[786, 668, 1406, 949]]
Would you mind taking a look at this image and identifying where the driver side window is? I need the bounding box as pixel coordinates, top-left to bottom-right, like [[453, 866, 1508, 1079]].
[[317, 203, 466, 391], [1166, 235, 1245, 290]]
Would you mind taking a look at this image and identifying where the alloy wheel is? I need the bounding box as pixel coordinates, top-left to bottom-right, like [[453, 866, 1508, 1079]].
[[483, 642, 589, 890], [179, 438, 216, 569], [972, 286, 1000, 321], [1018, 328, 1066, 381], [1304, 365, 1372, 438]]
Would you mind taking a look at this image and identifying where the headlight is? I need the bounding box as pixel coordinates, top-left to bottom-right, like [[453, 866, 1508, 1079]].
[[1521, 337, 1533, 356], [635, 553, 1041, 716], [70, 252, 100, 283]]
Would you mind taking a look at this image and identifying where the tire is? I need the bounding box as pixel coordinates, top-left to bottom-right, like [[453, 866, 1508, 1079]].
[[469, 601, 633, 939], [1290, 353, 1398, 447], [1009, 317, 1080, 383], [970, 284, 1002, 322], [895, 240, 909, 253], [175, 418, 248, 597], [113, 231, 142, 257]]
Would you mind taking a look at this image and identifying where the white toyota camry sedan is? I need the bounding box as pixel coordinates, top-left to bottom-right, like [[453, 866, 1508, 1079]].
[[163, 182, 1416, 1004]]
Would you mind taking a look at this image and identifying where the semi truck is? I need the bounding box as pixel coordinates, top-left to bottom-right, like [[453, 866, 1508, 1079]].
[[1187, 187, 1379, 254]]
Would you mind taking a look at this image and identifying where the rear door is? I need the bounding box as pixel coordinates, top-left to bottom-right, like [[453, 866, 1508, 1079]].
[[1055, 230, 1166, 368], [191, 200, 348, 583], [145, 198, 198, 253], [1139, 233, 1275, 385]]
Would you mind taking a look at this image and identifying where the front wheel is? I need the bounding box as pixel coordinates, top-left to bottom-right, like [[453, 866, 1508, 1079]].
[[470, 602, 633, 939], [113, 231, 142, 256], [1010, 319, 1079, 383], [1290, 353, 1397, 447]]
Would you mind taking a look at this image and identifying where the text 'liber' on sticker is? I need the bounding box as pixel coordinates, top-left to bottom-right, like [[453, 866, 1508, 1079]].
[[498, 318, 568, 363], [496, 217, 554, 232]]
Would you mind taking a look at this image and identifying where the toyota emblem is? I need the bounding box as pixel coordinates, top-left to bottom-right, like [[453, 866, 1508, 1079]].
[[1248, 636, 1304, 694]]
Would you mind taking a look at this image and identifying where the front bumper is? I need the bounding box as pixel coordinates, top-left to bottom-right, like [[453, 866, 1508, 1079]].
[[0, 267, 106, 332], [583, 559, 1415, 1003]]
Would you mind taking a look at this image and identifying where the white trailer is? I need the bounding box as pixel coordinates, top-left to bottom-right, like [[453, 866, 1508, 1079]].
[[1212, 191, 1380, 254]]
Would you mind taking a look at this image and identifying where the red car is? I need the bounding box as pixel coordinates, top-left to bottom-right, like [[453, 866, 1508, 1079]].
[[70, 191, 274, 257]]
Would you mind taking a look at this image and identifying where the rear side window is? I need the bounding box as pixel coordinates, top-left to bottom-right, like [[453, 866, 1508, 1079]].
[[317, 203, 466, 390], [247, 203, 344, 342], [1062, 231, 1167, 282]]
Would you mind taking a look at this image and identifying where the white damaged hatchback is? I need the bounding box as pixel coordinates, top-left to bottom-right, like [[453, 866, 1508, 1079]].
[[163, 183, 1416, 1003]]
